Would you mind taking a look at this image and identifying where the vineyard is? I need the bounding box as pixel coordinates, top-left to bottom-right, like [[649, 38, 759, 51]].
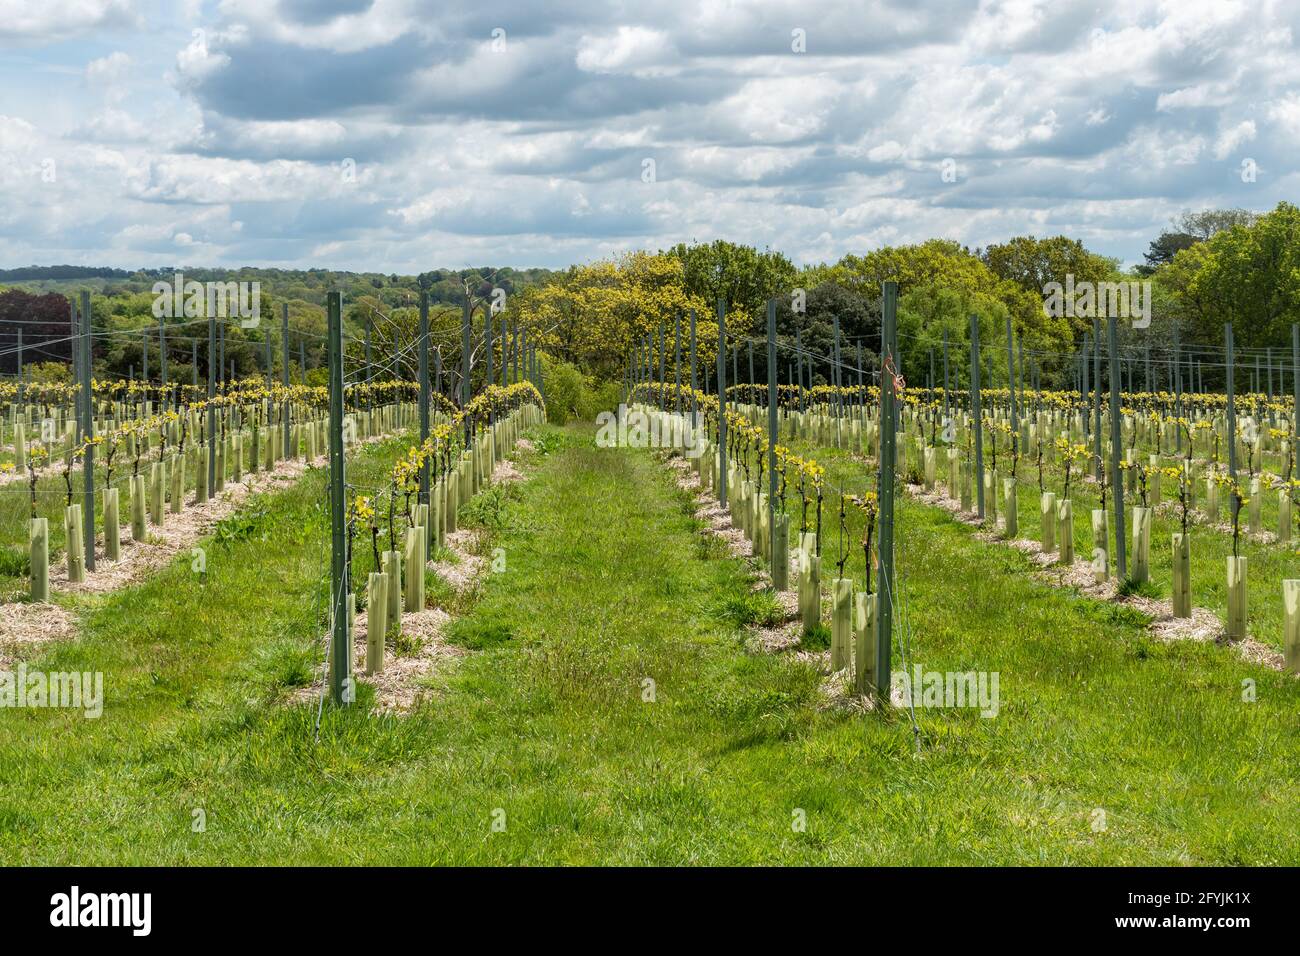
[[625, 292, 1300, 685], [0, 282, 1297, 866]]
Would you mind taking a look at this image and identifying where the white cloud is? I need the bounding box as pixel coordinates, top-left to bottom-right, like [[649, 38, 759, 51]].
[[1214, 120, 1256, 159], [866, 141, 905, 163], [0, 114, 41, 151], [576, 26, 673, 74], [73, 107, 151, 143], [1157, 80, 1240, 111], [717, 75, 841, 143], [86, 51, 132, 85], [171, 28, 232, 89], [218, 0, 423, 53], [0, 0, 135, 43], [1267, 93, 1300, 138], [1, 0, 1296, 271], [126, 155, 352, 204]]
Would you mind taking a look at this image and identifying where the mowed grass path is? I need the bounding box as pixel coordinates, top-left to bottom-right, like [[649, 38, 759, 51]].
[[1, 423, 1297, 864]]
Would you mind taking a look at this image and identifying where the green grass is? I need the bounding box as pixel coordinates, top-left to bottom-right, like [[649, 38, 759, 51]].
[[0, 421, 1297, 864], [903, 414, 1300, 651], [0, 412, 399, 601], [0, 440, 265, 602]]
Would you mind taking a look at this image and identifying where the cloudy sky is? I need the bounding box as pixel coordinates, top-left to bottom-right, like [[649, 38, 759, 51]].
[[0, 0, 1295, 273]]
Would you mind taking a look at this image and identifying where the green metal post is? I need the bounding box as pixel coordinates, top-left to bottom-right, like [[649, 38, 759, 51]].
[[79, 291, 95, 572], [461, 296, 472, 443], [419, 292, 430, 506], [159, 314, 168, 405], [1093, 319, 1102, 480], [1006, 315, 1016, 433], [658, 323, 665, 403], [485, 306, 494, 425], [942, 328, 949, 426], [876, 282, 899, 696], [971, 313, 984, 519], [675, 312, 682, 414], [767, 298, 778, 571], [1108, 315, 1127, 578], [281, 304, 290, 455], [1174, 324, 1182, 451], [689, 309, 698, 427], [1293, 324, 1299, 479], [327, 292, 350, 706], [717, 298, 728, 509], [208, 309, 216, 490], [1227, 324, 1237, 486]]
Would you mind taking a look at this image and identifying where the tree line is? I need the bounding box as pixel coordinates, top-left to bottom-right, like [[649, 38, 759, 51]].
[[1, 202, 1296, 403]]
